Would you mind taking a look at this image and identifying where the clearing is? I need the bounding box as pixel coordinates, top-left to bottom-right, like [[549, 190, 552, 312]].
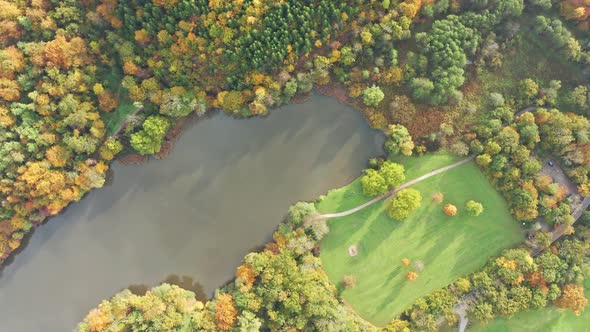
[[318, 154, 524, 326]]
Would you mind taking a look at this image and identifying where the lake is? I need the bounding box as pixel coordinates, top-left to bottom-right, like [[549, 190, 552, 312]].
[[0, 94, 384, 331]]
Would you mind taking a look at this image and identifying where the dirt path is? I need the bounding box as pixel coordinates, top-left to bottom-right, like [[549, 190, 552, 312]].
[[111, 105, 143, 138], [312, 155, 475, 220]]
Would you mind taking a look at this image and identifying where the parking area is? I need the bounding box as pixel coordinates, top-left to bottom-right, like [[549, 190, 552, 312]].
[[540, 158, 581, 205]]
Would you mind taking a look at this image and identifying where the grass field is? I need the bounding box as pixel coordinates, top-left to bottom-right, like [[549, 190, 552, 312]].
[[467, 279, 590, 332], [318, 154, 524, 326]]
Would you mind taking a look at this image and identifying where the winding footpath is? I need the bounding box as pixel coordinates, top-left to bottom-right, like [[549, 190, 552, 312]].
[[312, 155, 475, 221], [314, 106, 538, 222]]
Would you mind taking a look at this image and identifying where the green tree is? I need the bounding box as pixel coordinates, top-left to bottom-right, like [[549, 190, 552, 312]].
[[386, 124, 414, 156], [380, 161, 406, 188], [287, 201, 317, 227], [518, 79, 539, 103], [130, 116, 170, 155], [465, 200, 484, 216], [361, 169, 388, 197], [389, 188, 422, 220], [363, 85, 385, 107]]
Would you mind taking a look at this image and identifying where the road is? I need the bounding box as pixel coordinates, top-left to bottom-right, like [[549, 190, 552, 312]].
[[530, 196, 590, 256]]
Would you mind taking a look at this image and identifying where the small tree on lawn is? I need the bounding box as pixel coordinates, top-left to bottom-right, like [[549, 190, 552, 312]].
[[401, 258, 411, 266], [412, 260, 424, 272], [380, 161, 406, 189], [389, 188, 422, 220], [465, 200, 484, 216], [432, 192, 444, 204], [343, 275, 357, 289], [406, 271, 418, 281], [443, 203, 458, 216]]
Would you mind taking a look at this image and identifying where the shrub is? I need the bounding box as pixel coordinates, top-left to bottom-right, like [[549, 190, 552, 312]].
[[432, 192, 444, 204], [443, 203, 458, 216], [343, 275, 357, 289], [465, 200, 484, 216], [413, 260, 425, 272]]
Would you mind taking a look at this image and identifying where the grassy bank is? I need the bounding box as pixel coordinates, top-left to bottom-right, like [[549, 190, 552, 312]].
[[319, 154, 524, 326]]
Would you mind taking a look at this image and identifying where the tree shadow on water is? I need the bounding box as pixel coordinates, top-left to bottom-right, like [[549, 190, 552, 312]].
[[127, 274, 208, 302]]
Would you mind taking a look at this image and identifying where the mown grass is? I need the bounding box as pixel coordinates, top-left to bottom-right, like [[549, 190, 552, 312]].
[[468, 279, 590, 332], [318, 154, 524, 326], [318, 153, 463, 214]]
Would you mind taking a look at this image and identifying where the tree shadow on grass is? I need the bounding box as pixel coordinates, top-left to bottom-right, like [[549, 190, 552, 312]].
[[373, 228, 456, 318]]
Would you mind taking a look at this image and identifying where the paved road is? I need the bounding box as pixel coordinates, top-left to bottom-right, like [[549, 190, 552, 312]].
[[312, 155, 475, 220], [531, 196, 590, 256]]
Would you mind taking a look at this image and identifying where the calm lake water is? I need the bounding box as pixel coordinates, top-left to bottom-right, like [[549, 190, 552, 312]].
[[0, 94, 384, 331]]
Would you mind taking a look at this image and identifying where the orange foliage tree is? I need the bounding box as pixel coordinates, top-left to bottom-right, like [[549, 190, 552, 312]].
[[443, 203, 458, 216], [214, 293, 237, 330], [555, 284, 588, 315]]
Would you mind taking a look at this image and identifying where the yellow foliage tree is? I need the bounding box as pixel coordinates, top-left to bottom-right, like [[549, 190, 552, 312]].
[[45, 145, 70, 168]]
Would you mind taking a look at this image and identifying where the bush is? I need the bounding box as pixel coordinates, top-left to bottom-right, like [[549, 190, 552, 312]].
[[413, 260, 425, 272], [465, 200, 484, 216], [443, 203, 458, 216], [343, 275, 357, 289], [432, 192, 444, 204]]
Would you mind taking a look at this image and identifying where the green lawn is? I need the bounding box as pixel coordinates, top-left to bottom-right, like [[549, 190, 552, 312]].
[[468, 279, 590, 332], [319, 153, 463, 214], [318, 154, 524, 326]]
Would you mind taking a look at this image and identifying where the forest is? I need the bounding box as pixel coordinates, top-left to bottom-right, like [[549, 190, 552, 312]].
[[1, 0, 589, 331]]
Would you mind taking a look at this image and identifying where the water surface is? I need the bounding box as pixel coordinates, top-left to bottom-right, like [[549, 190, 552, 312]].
[[0, 94, 384, 331]]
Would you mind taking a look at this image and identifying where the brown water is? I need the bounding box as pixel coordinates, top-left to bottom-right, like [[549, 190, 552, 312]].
[[0, 94, 384, 331]]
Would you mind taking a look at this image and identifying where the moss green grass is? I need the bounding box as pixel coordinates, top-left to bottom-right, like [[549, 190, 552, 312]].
[[318, 154, 524, 326]]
